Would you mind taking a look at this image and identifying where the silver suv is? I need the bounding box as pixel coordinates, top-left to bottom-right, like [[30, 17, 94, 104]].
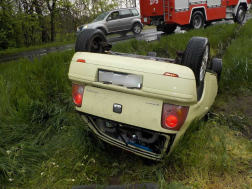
[[77, 8, 142, 36]]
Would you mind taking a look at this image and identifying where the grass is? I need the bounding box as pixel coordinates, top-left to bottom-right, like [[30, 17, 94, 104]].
[[1, 21, 252, 188], [112, 23, 240, 58], [221, 18, 252, 90], [0, 33, 76, 57]]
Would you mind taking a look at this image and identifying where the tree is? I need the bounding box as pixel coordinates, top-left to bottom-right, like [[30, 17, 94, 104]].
[[46, 0, 57, 42], [0, 0, 15, 49], [33, 0, 49, 43]]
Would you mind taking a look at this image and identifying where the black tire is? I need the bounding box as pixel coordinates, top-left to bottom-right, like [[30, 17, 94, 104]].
[[163, 24, 177, 34], [132, 22, 142, 34], [75, 29, 107, 53], [182, 37, 210, 87], [120, 31, 127, 37], [190, 11, 204, 29], [204, 21, 213, 28], [234, 5, 246, 24], [212, 58, 222, 83], [97, 28, 107, 36]]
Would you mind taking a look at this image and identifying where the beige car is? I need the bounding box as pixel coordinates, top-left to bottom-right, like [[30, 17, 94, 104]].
[[68, 29, 222, 160]]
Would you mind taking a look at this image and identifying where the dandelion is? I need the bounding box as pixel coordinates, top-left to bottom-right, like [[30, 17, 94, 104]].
[[9, 178, 14, 182], [86, 177, 92, 181], [6, 150, 11, 155]]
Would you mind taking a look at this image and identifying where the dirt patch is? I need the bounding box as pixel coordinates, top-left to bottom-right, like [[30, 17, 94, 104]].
[[109, 173, 122, 185], [214, 94, 252, 139]]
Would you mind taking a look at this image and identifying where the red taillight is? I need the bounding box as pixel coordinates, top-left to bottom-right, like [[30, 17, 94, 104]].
[[165, 115, 178, 128], [72, 84, 85, 107], [170, 2, 174, 11], [161, 104, 189, 131]]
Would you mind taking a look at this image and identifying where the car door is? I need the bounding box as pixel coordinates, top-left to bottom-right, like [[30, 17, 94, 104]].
[[119, 9, 134, 30], [106, 11, 122, 32]]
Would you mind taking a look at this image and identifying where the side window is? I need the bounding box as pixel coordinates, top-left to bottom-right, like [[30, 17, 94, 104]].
[[120, 9, 133, 18], [108, 11, 120, 20], [131, 9, 139, 16]]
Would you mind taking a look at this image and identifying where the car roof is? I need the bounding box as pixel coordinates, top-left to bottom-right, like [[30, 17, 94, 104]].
[[109, 7, 137, 12]]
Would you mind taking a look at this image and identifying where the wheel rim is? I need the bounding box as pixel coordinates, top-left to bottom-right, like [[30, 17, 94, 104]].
[[237, 8, 245, 23], [134, 25, 141, 34], [200, 45, 209, 82], [90, 36, 103, 53], [193, 15, 202, 29]]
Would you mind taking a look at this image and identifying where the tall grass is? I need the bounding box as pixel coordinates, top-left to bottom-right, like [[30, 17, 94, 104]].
[[0, 50, 91, 184], [221, 19, 252, 90]]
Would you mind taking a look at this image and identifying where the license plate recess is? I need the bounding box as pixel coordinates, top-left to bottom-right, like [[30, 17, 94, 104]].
[[98, 70, 143, 89]]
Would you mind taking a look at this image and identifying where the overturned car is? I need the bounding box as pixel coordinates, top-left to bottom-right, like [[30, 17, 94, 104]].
[[68, 29, 222, 160]]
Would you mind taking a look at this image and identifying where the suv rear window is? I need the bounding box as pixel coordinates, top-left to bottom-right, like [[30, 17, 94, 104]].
[[120, 9, 133, 18], [131, 9, 139, 16]]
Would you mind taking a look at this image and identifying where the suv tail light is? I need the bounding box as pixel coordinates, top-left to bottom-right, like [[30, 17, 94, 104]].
[[161, 104, 189, 131], [72, 84, 85, 107]]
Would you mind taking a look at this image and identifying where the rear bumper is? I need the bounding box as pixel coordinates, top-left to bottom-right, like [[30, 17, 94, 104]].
[[80, 114, 175, 160]]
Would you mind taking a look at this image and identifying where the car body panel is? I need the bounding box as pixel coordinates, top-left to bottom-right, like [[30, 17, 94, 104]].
[[69, 52, 198, 105]]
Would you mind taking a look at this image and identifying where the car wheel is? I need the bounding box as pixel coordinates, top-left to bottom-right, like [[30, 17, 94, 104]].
[[75, 29, 107, 53], [234, 5, 246, 24], [190, 11, 204, 29], [182, 37, 210, 87], [120, 31, 127, 37], [163, 24, 177, 34], [212, 58, 222, 83], [132, 23, 142, 35]]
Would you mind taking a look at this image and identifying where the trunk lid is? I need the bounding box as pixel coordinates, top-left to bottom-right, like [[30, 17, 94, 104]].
[[69, 52, 197, 105]]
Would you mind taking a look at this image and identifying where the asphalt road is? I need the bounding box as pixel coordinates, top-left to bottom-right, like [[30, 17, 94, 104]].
[[0, 13, 251, 63]]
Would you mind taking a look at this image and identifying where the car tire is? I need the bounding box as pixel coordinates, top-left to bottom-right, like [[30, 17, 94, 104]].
[[212, 58, 222, 83], [182, 37, 210, 87], [190, 11, 204, 29], [132, 23, 142, 35], [120, 31, 127, 37], [163, 24, 177, 34], [234, 5, 246, 24], [75, 29, 107, 53], [204, 21, 213, 28], [97, 28, 107, 36]]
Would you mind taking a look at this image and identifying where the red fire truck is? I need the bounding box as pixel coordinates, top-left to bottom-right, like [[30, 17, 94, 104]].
[[140, 0, 251, 33]]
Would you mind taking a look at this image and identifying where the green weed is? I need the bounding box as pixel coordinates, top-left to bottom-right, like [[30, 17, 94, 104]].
[[221, 19, 252, 90], [0, 34, 76, 57]]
